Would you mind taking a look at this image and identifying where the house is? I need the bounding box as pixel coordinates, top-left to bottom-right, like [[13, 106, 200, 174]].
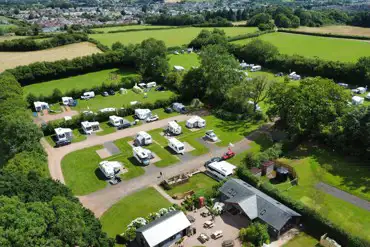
[[81, 121, 100, 134], [54, 127, 72, 142], [34, 101, 49, 112], [174, 65, 185, 72], [219, 178, 301, 238], [135, 210, 191, 247], [206, 161, 237, 181], [186, 116, 206, 128], [352, 96, 364, 105], [99, 161, 122, 179]]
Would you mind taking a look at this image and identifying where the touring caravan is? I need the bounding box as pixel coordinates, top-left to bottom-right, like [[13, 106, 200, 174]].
[[135, 109, 152, 120], [54, 128, 72, 142], [109, 115, 125, 127], [81, 91, 95, 100], [34, 101, 49, 112], [133, 146, 153, 165], [172, 102, 187, 113], [186, 116, 206, 128], [250, 65, 261, 72], [352, 96, 364, 105], [134, 131, 153, 146], [99, 161, 122, 179], [146, 81, 157, 88], [288, 72, 301, 80], [206, 161, 237, 181], [174, 65, 185, 72], [81, 121, 100, 135], [167, 121, 182, 135], [168, 138, 185, 154], [61, 97, 74, 106]]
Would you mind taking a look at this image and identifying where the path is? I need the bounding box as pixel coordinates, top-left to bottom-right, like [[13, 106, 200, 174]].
[[34, 108, 79, 125], [152, 184, 179, 205], [316, 182, 370, 211]]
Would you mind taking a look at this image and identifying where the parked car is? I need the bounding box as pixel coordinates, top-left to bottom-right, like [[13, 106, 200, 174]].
[[204, 157, 222, 167], [203, 221, 214, 228], [222, 150, 235, 160], [117, 121, 131, 130], [198, 233, 209, 244], [222, 240, 235, 247], [101, 91, 109, 97], [275, 72, 284, 77], [108, 89, 115, 95], [146, 114, 159, 122], [211, 231, 223, 239], [164, 107, 173, 113], [55, 139, 71, 147], [186, 215, 195, 223], [156, 86, 165, 91], [204, 130, 219, 142]]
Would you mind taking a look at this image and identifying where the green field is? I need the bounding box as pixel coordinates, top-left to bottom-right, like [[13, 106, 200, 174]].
[[232, 32, 370, 62], [283, 232, 318, 247], [92, 25, 173, 33], [166, 173, 218, 197], [100, 187, 171, 238], [168, 53, 200, 70], [23, 68, 138, 97], [265, 144, 370, 242], [90, 27, 258, 47]]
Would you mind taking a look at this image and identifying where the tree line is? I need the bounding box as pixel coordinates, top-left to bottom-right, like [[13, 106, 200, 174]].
[[0, 72, 114, 246]]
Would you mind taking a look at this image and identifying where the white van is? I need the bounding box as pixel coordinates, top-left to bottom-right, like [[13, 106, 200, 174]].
[[250, 65, 261, 72], [134, 131, 152, 146], [167, 121, 182, 135], [81, 91, 95, 100], [146, 81, 157, 88], [168, 138, 185, 154]]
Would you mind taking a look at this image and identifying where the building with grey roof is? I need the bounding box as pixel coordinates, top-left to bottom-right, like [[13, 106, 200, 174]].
[[219, 178, 301, 238]]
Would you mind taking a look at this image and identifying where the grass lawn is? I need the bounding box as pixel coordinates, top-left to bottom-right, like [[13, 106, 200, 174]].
[[45, 128, 87, 147], [96, 121, 116, 136], [90, 27, 258, 47], [146, 142, 180, 167], [23, 68, 138, 97], [232, 32, 370, 62], [92, 25, 173, 33], [100, 187, 172, 238], [168, 53, 200, 70], [73, 89, 176, 112], [283, 232, 319, 247], [166, 173, 218, 197], [264, 144, 370, 242]]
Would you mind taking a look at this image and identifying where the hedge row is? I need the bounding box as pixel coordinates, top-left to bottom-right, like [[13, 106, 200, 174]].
[[278, 29, 370, 41], [41, 95, 180, 136], [107, 26, 180, 33], [227, 30, 275, 42], [236, 168, 368, 247]]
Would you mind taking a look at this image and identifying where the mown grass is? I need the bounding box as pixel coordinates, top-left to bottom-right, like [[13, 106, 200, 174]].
[[100, 187, 171, 238], [92, 25, 172, 33], [146, 142, 180, 167], [232, 32, 370, 62], [90, 27, 258, 47], [168, 53, 200, 70], [166, 173, 218, 197], [283, 232, 319, 247], [96, 121, 117, 136]]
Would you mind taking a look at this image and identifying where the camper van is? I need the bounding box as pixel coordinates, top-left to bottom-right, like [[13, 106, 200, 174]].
[[167, 121, 182, 135], [250, 65, 261, 72], [168, 138, 185, 154], [186, 116, 206, 128], [134, 131, 153, 146], [99, 161, 122, 179], [133, 146, 153, 165], [81, 121, 100, 135], [172, 102, 187, 113], [54, 128, 72, 142], [206, 161, 237, 181], [146, 81, 157, 88], [81, 91, 95, 100], [135, 109, 152, 120]]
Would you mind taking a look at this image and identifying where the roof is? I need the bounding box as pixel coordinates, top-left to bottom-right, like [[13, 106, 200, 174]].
[[54, 127, 72, 135], [99, 161, 122, 175], [187, 116, 205, 124], [208, 161, 237, 176], [219, 178, 300, 231], [168, 137, 184, 147], [109, 115, 123, 121], [168, 120, 180, 129], [137, 211, 191, 247], [81, 121, 99, 127]]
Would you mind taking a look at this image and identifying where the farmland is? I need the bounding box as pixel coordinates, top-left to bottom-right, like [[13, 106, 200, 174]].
[[0, 42, 102, 72], [92, 25, 173, 33], [23, 68, 138, 97], [89, 26, 258, 47], [294, 25, 370, 38], [168, 52, 200, 70], [232, 32, 370, 62]]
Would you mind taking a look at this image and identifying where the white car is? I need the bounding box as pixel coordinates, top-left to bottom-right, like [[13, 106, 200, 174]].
[[146, 114, 159, 122], [205, 130, 219, 142]]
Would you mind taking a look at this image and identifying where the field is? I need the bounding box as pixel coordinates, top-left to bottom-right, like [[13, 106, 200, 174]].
[[283, 232, 318, 247], [90, 27, 258, 47], [168, 53, 200, 70], [294, 25, 370, 38], [265, 144, 370, 242], [0, 42, 102, 72], [23, 68, 138, 97], [100, 187, 171, 238], [92, 25, 172, 33], [232, 32, 370, 62]]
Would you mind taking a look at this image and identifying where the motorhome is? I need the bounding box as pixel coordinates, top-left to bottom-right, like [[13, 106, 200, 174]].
[[146, 81, 157, 88], [54, 127, 72, 143], [134, 131, 153, 146], [168, 138, 185, 154], [99, 161, 122, 179], [206, 161, 237, 181], [167, 121, 182, 135], [172, 102, 186, 113], [250, 65, 261, 72], [81, 121, 100, 135], [62, 97, 74, 106], [135, 109, 152, 120], [34, 101, 49, 112], [288, 72, 301, 80], [81, 91, 95, 100], [133, 146, 153, 165], [186, 116, 206, 128]]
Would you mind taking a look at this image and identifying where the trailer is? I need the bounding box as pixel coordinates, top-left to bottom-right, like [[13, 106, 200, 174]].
[[167, 120, 182, 135], [81, 91, 95, 100], [168, 137, 185, 154], [186, 116, 206, 128], [34, 101, 49, 112], [133, 146, 153, 165], [134, 131, 153, 146], [250, 65, 261, 72], [99, 161, 122, 179], [172, 102, 187, 113], [135, 109, 152, 120]]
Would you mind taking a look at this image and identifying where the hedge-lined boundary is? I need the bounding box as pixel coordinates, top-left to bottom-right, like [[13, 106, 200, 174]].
[[236, 167, 369, 247], [278, 29, 370, 41], [106, 26, 181, 33], [228, 30, 275, 42]]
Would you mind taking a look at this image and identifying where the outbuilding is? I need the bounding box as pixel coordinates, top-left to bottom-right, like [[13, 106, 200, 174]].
[[34, 101, 49, 112], [81, 121, 100, 135]]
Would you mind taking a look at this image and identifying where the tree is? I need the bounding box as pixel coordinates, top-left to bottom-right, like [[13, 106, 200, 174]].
[[274, 14, 292, 28], [52, 88, 63, 102], [247, 13, 272, 27], [249, 76, 270, 112], [188, 29, 228, 49], [180, 67, 207, 101], [134, 38, 169, 81], [239, 222, 270, 247], [238, 39, 279, 65], [3, 150, 47, 177]]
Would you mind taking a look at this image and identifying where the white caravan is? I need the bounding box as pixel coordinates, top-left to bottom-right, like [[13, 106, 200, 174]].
[[172, 102, 187, 113], [61, 97, 74, 106], [99, 108, 116, 113], [135, 109, 152, 120], [81, 121, 100, 135], [167, 120, 182, 135], [34, 101, 49, 112], [133, 146, 152, 166], [288, 72, 301, 80], [146, 81, 157, 88], [99, 161, 122, 179], [186, 116, 206, 128], [81, 91, 95, 100], [206, 161, 237, 181], [250, 65, 261, 72], [352, 96, 364, 105], [109, 115, 124, 127], [54, 127, 73, 142], [168, 138, 185, 154], [134, 131, 153, 146], [174, 65, 185, 72]]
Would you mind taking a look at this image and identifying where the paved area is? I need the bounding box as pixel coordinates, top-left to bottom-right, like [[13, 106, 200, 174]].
[[103, 141, 120, 155], [269, 228, 300, 247], [34, 108, 79, 125], [316, 182, 370, 211]]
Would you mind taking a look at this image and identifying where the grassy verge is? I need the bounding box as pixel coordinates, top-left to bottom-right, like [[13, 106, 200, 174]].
[[96, 121, 116, 136], [146, 142, 180, 168]]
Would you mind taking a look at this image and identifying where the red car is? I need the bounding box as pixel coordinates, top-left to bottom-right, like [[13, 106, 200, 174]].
[[222, 150, 235, 160]]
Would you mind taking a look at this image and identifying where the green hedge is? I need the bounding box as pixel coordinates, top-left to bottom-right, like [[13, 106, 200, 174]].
[[107, 26, 180, 33], [236, 168, 369, 247], [278, 29, 370, 41], [227, 30, 275, 42]]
